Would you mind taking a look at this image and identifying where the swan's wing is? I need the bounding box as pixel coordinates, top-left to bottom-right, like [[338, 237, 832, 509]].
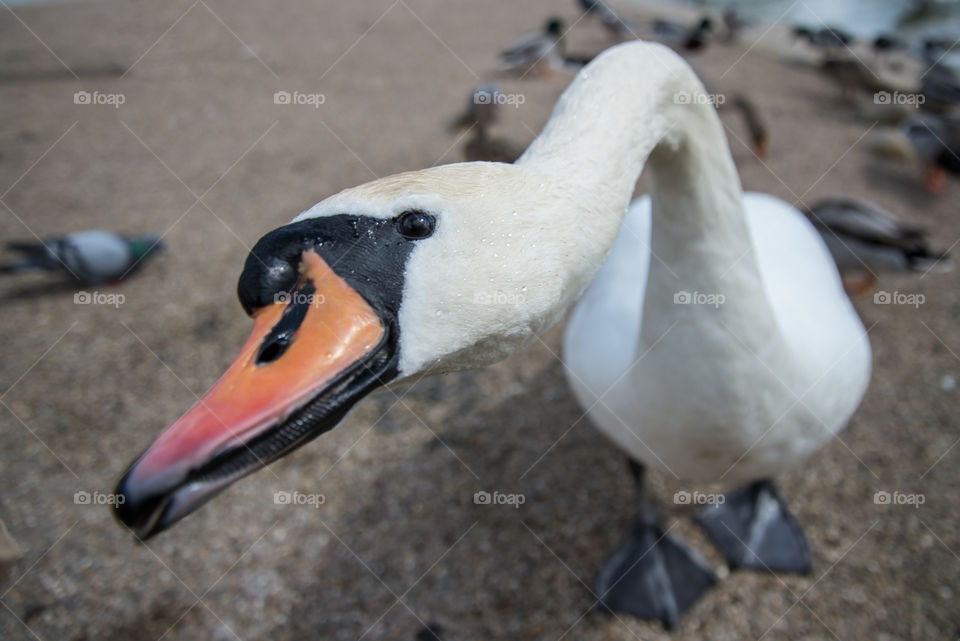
[[563, 197, 651, 398]]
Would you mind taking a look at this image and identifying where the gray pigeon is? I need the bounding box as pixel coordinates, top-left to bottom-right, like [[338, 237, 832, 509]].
[[0, 230, 163, 285]]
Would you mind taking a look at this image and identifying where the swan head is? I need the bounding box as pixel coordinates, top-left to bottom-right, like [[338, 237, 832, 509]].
[[113, 162, 592, 538]]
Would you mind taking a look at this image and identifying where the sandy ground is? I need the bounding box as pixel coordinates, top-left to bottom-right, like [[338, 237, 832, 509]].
[[0, 1, 958, 640]]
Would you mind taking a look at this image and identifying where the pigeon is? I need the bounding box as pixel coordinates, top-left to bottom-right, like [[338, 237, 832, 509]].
[[0, 230, 163, 285]]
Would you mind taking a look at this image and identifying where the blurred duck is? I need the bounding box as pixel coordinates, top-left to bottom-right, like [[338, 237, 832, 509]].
[[500, 17, 565, 75], [867, 115, 960, 191], [872, 34, 908, 53], [724, 94, 769, 158], [804, 198, 952, 294], [448, 83, 503, 132], [922, 39, 960, 73], [864, 126, 917, 160], [793, 25, 851, 49], [820, 51, 924, 103], [464, 127, 524, 163], [904, 114, 960, 193], [721, 9, 748, 42], [920, 62, 960, 114], [650, 16, 713, 51], [0, 230, 163, 285], [449, 85, 524, 162]]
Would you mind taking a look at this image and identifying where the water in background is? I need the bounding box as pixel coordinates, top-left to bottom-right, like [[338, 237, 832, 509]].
[[633, 0, 960, 42]]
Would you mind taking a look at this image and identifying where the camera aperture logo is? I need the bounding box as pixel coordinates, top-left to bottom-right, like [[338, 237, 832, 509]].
[[473, 291, 526, 306], [673, 490, 725, 506], [873, 290, 924, 308], [74, 291, 125, 308], [74, 490, 125, 506], [473, 490, 525, 508], [274, 90, 325, 108], [874, 91, 924, 108], [674, 290, 725, 308], [274, 291, 325, 307], [873, 490, 924, 508], [673, 91, 725, 107], [473, 89, 525, 108], [74, 90, 125, 108], [274, 490, 326, 508]]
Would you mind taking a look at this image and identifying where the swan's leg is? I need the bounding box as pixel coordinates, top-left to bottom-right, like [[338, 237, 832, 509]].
[[595, 460, 716, 628], [696, 479, 811, 574]]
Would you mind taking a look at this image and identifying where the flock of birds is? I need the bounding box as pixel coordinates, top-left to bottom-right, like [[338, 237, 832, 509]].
[[1, 0, 957, 633], [446, 0, 954, 294]]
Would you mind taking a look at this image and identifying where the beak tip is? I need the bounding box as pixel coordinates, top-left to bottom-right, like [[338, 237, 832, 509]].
[[112, 464, 169, 540]]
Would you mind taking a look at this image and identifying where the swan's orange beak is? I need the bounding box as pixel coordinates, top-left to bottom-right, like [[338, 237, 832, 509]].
[[115, 251, 391, 538]]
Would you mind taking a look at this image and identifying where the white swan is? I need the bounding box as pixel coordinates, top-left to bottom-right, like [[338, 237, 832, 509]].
[[113, 41, 870, 626]]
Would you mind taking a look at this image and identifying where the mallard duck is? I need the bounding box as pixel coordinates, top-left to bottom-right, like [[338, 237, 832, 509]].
[[804, 197, 952, 294], [651, 16, 713, 51], [500, 17, 565, 75], [793, 25, 852, 49], [904, 114, 960, 193]]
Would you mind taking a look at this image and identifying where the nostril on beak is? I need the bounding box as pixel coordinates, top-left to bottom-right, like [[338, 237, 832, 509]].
[[256, 332, 293, 365]]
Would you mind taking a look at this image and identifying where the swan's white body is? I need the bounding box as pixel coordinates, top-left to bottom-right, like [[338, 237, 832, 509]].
[[564, 193, 871, 485]]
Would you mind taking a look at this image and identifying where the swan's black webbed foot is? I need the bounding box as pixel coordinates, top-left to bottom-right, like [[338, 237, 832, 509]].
[[697, 479, 811, 574]]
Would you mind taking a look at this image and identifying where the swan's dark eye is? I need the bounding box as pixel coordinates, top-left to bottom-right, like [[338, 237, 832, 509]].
[[396, 211, 436, 239]]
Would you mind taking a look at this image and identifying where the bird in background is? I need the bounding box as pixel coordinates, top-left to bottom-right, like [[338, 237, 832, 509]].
[[0, 230, 164, 286], [716, 93, 769, 159], [904, 114, 960, 193], [447, 83, 503, 132], [651, 16, 714, 51], [499, 17, 566, 75], [449, 85, 524, 163], [804, 197, 952, 295]]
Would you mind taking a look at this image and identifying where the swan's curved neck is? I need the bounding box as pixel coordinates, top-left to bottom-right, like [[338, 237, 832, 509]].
[[519, 42, 778, 350]]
